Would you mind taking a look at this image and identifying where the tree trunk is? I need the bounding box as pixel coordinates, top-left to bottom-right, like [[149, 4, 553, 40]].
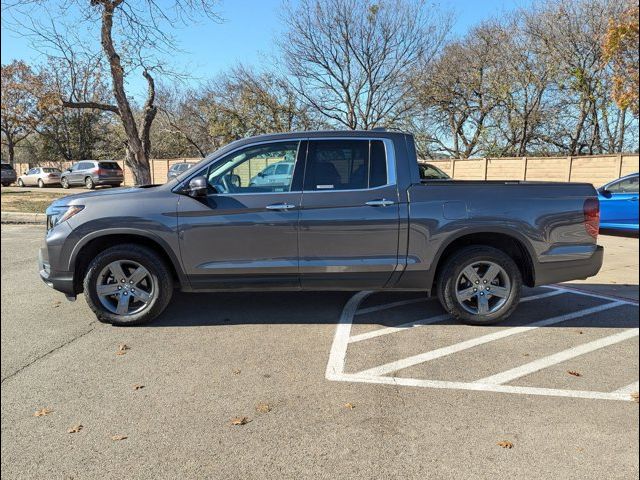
[[99, 1, 153, 185], [7, 139, 15, 165]]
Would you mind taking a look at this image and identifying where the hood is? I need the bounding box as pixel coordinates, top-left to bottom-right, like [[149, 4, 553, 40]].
[[51, 185, 161, 206]]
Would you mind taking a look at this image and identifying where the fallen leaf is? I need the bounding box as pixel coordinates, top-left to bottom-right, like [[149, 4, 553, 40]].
[[232, 369, 241, 375], [231, 416, 250, 426], [631, 392, 639, 403], [497, 441, 514, 449], [111, 435, 128, 441], [523, 353, 530, 357], [256, 403, 271, 413], [567, 370, 582, 377], [132, 384, 145, 391], [577, 330, 584, 335], [344, 403, 356, 410], [34, 408, 53, 417], [115, 344, 130, 355], [67, 425, 83, 433]]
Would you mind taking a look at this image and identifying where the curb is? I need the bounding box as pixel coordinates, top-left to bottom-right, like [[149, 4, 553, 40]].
[[1, 211, 46, 224]]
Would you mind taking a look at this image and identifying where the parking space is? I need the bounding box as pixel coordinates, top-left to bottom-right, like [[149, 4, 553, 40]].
[[328, 287, 639, 401], [2, 224, 638, 479]]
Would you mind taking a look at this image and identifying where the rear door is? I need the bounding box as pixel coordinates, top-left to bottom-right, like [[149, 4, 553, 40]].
[[298, 138, 400, 289], [177, 140, 305, 290]]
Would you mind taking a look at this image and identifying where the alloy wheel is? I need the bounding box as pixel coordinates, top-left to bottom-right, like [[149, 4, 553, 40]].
[[96, 260, 155, 316], [455, 261, 512, 315]]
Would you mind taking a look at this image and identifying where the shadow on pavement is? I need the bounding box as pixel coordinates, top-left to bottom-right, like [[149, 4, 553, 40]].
[[150, 284, 638, 329]]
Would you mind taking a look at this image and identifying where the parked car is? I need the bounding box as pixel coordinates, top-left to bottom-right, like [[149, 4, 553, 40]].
[[419, 162, 450, 180], [60, 160, 123, 189], [598, 172, 639, 232], [1, 163, 17, 186], [17, 167, 62, 188], [250, 161, 295, 188], [39, 130, 603, 326], [167, 162, 195, 181]]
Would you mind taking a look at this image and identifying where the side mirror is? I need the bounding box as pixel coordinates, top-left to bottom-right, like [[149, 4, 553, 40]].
[[187, 176, 209, 197], [599, 188, 612, 198], [66, 168, 72, 172]]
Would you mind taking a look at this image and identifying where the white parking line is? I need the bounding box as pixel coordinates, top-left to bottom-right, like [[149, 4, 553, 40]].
[[348, 289, 566, 344], [613, 381, 639, 394], [356, 301, 626, 377], [331, 374, 636, 402], [355, 297, 428, 315], [479, 328, 639, 385], [327, 288, 639, 401], [348, 314, 450, 343]]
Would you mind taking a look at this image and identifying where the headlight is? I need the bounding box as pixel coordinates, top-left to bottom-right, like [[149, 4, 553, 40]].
[[46, 205, 84, 230]]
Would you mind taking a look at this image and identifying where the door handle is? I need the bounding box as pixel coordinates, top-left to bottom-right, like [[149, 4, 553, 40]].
[[630, 197, 638, 201], [365, 199, 395, 207], [266, 203, 296, 210]]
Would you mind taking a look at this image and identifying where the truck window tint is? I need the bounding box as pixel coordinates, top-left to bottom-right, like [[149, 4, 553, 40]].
[[369, 140, 387, 188], [207, 141, 299, 194], [305, 140, 387, 191]]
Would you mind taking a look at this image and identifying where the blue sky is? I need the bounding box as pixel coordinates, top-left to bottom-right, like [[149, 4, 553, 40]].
[[1, 0, 530, 94]]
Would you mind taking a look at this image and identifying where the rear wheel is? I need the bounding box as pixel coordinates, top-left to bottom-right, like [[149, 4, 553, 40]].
[[83, 244, 173, 326], [437, 246, 522, 325], [85, 177, 95, 189]]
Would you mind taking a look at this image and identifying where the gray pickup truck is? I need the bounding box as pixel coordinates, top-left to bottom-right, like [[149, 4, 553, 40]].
[[39, 130, 603, 326]]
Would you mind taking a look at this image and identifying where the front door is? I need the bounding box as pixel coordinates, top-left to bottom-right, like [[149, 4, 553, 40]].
[[600, 175, 639, 228], [298, 139, 401, 289], [178, 140, 304, 290]]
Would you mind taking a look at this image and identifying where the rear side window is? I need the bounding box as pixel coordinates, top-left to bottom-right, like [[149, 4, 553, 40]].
[[99, 161, 121, 170], [304, 140, 387, 191]]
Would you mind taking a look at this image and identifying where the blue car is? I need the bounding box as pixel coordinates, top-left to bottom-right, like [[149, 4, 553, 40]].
[[598, 172, 639, 232]]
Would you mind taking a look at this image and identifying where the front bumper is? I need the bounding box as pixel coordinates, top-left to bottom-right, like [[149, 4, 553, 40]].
[[39, 245, 75, 296], [534, 245, 604, 286]]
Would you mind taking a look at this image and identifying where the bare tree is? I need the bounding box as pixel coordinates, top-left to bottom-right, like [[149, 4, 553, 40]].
[[412, 23, 506, 158], [6, 0, 220, 183], [280, 0, 451, 130]]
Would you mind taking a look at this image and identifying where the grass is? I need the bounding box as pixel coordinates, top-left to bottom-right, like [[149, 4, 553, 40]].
[[0, 189, 67, 213]]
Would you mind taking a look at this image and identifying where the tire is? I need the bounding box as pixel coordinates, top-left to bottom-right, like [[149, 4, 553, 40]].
[[436, 245, 522, 325], [85, 177, 95, 189], [38, 179, 44, 188], [17, 178, 24, 187], [61, 177, 70, 189], [83, 244, 174, 326]]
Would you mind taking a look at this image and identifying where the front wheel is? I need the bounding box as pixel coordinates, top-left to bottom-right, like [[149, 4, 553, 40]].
[[437, 246, 522, 325], [38, 179, 45, 188], [61, 177, 70, 189], [17, 179, 24, 187], [85, 177, 95, 189], [83, 244, 174, 326]]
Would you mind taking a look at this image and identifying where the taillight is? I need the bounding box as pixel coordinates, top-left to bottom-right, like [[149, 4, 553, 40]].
[[583, 197, 600, 239], [96, 168, 107, 175]]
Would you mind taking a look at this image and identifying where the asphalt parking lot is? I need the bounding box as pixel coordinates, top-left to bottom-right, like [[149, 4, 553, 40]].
[[1, 225, 638, 479]]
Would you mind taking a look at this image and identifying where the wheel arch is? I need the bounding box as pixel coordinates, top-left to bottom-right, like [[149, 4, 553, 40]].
[[70, 229, 187, 294], [431, 229, 536, 289]]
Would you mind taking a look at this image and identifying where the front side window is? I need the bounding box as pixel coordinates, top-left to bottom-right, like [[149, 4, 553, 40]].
[[206, 141, 299, 194], [607, 176, 639, 194], [304, 140, 388, 191]]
